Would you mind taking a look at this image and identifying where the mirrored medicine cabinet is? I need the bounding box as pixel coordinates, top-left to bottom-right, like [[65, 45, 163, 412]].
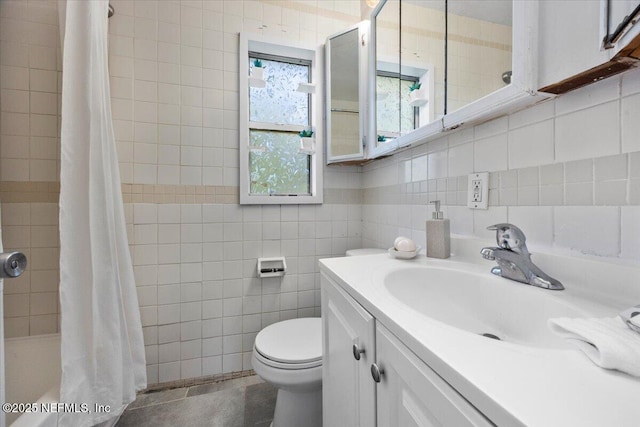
[[325, 0, 546, 164]]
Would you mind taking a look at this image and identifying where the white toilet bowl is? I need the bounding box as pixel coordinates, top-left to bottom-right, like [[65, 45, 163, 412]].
[[345, 248, 386, 256], [252, 318, 323, 427]]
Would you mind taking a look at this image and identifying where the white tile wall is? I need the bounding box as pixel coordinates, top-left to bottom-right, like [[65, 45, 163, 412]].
[[1, 203, 59, 338], [0, 0, 61, 182], [0, 0, 365, 385], [362, 71, 640, 261]]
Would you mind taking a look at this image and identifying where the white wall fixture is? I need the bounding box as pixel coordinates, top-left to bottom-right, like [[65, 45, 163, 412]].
[[467, 172, 489, 209], [257, 257, 287, 278]]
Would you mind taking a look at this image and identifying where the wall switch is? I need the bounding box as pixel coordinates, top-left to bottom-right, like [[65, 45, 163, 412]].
[[467, 172, 489, 209]]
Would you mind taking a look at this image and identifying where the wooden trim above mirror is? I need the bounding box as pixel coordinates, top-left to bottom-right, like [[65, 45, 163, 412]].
[[539, 32, 640, 95]]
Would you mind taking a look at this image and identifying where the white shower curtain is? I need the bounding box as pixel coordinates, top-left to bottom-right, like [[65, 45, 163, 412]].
[[58, 1, 146, 426]]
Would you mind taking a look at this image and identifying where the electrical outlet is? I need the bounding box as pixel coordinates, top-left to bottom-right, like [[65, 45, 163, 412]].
[[467, 172, 489, 209]]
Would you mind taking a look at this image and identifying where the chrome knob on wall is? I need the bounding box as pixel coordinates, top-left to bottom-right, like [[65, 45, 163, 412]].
[[0, 252, 27, 278]]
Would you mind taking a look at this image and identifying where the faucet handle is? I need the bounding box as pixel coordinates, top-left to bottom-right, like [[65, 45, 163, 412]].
[[486, 223, 530, 256]]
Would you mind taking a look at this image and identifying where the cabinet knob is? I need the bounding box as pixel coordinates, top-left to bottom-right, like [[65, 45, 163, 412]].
[[352, 344, 365, 361], [370, 363, 384, 383]]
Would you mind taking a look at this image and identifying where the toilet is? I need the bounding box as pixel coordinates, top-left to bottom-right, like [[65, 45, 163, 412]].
[[252, 249, 385, 426], [252, 317, 323, 427], [345, 248, 386, 257]]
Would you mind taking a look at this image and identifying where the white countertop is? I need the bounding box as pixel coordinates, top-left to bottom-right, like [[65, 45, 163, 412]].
[[319, 239, 640, 427]]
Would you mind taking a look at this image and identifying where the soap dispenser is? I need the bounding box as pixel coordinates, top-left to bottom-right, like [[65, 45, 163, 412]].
[[426, 200, 450, 259]]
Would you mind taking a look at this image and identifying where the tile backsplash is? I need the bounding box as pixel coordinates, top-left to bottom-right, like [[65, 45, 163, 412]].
[[362, 71, 640, 261], [1, 0, 640, 387]]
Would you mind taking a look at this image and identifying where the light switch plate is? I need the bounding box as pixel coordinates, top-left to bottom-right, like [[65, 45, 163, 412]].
[[467, 172, 489, 209]]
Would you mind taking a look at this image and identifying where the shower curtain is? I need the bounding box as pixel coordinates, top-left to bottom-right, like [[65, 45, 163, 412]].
[[58, 1, 146, 426], [0, 207, 5, 427]]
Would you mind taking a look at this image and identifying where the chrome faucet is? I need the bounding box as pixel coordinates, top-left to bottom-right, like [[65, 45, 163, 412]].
[[480, 223, 564, 290]]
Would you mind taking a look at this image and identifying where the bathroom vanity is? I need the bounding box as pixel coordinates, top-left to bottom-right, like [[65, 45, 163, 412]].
[[319, 238, 640, 426]]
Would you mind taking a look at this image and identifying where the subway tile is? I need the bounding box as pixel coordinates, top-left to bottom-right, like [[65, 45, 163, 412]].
[[631, 179, 640, 204], [159, 341, 181, 363], [0, 66, 29, 90], [565, 182, 593, 205], [158, 1, 180, 25], [508, 120, 554, 169], [594, 154, 627, 181], [474, 133, 508, 172], [474, 116, 508, 139], [631, 152, 640, 178], [622, 69, 640, 96], [1, 112, 29, 136], [0, 42, 29, 68], [508, 206, 553, 247], [447, 143, 473, 177], [157, 42, 180, 64], [555, 75, 620, 115], [539, 184, 564, 206], [1, 89, 29, 113], [134, 17, 157, 40], [553, 206, 620, 256], [565, 159, 593, 183], [621, 93, 640, 153], [1, 135, 29, 158], [555, 101, 620, 162], [518, 167, 539, 187], [621, 207, 640, 260], [158, 361, 180, 382], [509, 99, 555, 129], [110, 35, 134, 58], [29, 69, 57, 92], [595, 180, 627, 205], [540, 163, 563, 185], [500, 187, 517, 206]]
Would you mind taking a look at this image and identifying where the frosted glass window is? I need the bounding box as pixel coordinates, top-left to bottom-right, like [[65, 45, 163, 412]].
[[249, 57, 310, 126], [240, 34, 321, 204], [249, 131, 310, 195], [376, 75, 416, 137]]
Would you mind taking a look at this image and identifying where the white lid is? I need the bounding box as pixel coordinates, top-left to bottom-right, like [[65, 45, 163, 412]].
[[255, 318, 322, 364], [346, 248, 387, 257]]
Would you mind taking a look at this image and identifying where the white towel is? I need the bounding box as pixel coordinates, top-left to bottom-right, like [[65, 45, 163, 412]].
[[549, 317, 640, 377]]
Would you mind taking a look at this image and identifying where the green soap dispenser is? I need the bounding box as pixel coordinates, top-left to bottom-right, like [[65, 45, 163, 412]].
[[426, 200, 450, 259]]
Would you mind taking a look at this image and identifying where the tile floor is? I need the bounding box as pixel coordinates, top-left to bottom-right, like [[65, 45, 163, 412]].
[[117, 375, 276, 427]]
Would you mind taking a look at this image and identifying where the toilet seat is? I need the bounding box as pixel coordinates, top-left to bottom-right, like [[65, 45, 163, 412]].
[[254, 318, 322, 370]]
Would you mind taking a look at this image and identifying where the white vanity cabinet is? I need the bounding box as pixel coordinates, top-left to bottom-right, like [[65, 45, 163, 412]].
[[321, 273, 376, 427], [375, 324, 492, 427], [321, 273, 492, 427]]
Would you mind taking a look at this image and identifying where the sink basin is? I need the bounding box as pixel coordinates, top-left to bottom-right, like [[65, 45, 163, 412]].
[[383, 266, 595, 349]]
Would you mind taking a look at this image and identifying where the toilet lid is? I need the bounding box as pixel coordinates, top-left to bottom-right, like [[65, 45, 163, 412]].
[[255, 318, 322, 365]]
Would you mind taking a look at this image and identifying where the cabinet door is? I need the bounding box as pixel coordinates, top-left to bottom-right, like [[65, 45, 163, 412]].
[[321, 273, 376, 427], [375, 324, 493, 427]]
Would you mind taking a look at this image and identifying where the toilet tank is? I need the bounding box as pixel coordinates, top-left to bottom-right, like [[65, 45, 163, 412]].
[[345, 248, 386, 257]]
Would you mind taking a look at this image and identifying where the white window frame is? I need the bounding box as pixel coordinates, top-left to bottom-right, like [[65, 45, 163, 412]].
[[239, 33, 324, 205]]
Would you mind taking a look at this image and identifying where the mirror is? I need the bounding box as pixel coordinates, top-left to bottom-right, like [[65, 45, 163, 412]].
[[367, 0, 542, 156], [326, 23, 368, 163], [373, 0, 401, 153], [446, 0, 512, 113], [370, 0, 443, 158]]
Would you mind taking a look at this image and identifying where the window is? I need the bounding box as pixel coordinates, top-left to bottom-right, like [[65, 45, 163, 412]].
[[240, 34, 323, 204], [376, 73, 419, 140]]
